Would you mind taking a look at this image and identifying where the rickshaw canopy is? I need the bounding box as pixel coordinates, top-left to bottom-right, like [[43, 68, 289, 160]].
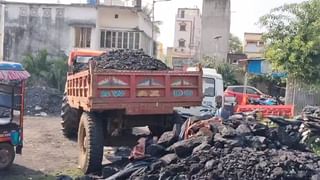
[[0, 61, 30, 81]]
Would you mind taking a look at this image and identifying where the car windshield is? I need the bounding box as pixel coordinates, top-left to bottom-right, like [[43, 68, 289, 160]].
[[203, 78, 215, 97], [76, 56, 93, 64]]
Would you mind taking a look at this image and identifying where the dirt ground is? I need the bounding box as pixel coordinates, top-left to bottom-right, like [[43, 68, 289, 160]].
[[0, 116, 81, 180]]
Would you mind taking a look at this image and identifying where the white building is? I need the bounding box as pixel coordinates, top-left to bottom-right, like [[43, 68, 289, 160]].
[[169, 8, 201, 68], [0, 1, 153, 62]]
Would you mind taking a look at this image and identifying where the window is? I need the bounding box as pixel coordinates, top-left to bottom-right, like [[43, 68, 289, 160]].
[[135, 33, 140, 49], [129, 32, 134, 49], [203, 78, 215, 97], [257, 41, 264, 46], [100, 31, 105, 47], [179, 39, 186, 47], [179, 23, 186, 31], [123, 32, 128, 48], [232, 87, 244, 93], [75, 27, 91, 48], [106, 31, 111, 48], [180, 10, 185, 18], [246, 87, 260, 95], [100, 30, 140, 50], [112, 32, 117, 48], [118, 32, 123, 48]]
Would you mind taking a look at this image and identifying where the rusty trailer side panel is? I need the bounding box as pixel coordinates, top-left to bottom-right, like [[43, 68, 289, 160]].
[[67, 69, 203, 115]]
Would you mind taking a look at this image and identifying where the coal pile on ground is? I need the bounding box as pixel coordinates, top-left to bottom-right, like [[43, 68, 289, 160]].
[[70, 115, 320, 180], [25, 86, 62, 116], [74, 49, 170, 72], [302, 106, 320, 118]]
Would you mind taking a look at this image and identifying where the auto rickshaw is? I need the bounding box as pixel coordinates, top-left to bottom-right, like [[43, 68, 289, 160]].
[[0, 61, 29, 170]]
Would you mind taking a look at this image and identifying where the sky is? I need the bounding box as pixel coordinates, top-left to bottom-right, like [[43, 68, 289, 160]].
[[8, 0, 306, 48]]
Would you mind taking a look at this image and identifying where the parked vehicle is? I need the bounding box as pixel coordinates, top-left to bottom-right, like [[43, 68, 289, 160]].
[[61, 49, 203, 173], [0, 62, 29, 170], [175, 68, 225, 118], [224, 85, 266, 104]]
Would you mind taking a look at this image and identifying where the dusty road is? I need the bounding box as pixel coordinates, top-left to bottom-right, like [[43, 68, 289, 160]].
[[0, 116, 80, 180]]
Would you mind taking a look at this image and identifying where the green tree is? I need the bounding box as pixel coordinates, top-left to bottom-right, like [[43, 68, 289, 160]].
[[23, 50, 52, 85], [229, 33, 243, 53], [23, 50, 68, 92], [259, 0, 320, 83], [216, 63, 239, 88], [201, 56, 239, 89]]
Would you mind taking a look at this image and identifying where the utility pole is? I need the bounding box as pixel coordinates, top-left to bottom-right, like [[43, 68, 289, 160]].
[[213, 35, 222, 63]]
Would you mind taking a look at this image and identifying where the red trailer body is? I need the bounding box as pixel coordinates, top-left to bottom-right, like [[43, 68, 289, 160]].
[[66, 65, 203, 115]]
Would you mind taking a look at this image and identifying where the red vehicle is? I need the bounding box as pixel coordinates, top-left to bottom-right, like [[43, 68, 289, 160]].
[[224, 86, 294, 118], [224, 85, 266, 104], [61, 49, 203, 173], [0, 62, 29, 170]]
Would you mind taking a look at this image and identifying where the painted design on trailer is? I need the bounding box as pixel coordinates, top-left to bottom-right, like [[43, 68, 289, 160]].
[[98, 77, 128, 87], [173, 89, 193, 97], [138, 78, 162, 87], [100, 90, 126, 97], [137, 90, 161, 97], [171, 79, 193, 86]]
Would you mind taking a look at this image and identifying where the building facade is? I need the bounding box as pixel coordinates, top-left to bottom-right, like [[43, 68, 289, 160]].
[[244, 32, 265, 59], [201, 0, 230, 62], [0, 1, 153, 62], [169, 8, 201, 68]]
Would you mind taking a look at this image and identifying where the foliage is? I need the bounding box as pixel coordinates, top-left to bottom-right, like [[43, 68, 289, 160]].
[[249, 74, 285, 87], [201, 56, 239, 89], [216, 63, 239, 88], [259, 0, 320, 83], [249, 74, 286, 96], [201, 56, 218, 68], [229, 33, 243, 53], [23, 50, 67, 92]]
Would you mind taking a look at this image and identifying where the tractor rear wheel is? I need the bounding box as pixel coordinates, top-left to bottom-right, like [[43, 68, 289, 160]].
[[61, 93, 81, 139], [78, 112, 104, 174], [0, 143, 15, 170]]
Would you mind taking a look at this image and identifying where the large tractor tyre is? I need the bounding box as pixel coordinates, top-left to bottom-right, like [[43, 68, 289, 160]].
[[61, 93, 81, 139], [0, 143, 15, 170], [78, 112, 104, 174]]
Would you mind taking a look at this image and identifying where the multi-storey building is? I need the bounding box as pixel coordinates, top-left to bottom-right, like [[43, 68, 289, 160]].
[[243, 32, 265, 59], [168, 8, 201, 68], [0, 0, 154, 62]]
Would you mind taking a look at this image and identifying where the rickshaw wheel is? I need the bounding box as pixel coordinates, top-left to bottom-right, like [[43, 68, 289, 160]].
[[0, 143, 15, 170]]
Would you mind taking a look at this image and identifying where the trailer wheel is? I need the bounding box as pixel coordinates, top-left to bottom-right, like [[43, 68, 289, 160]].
[[78, 112, 104, 174], [0, 143, 15, 170], [61, 93, 81, 139]]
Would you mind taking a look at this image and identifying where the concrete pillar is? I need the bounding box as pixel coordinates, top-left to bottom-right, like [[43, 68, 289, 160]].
[[0, 4, 4, 61], [200, 0, 231, 63]]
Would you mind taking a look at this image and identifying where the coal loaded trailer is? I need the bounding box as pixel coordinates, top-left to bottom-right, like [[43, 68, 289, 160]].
[[61, 49, 203, 173]]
